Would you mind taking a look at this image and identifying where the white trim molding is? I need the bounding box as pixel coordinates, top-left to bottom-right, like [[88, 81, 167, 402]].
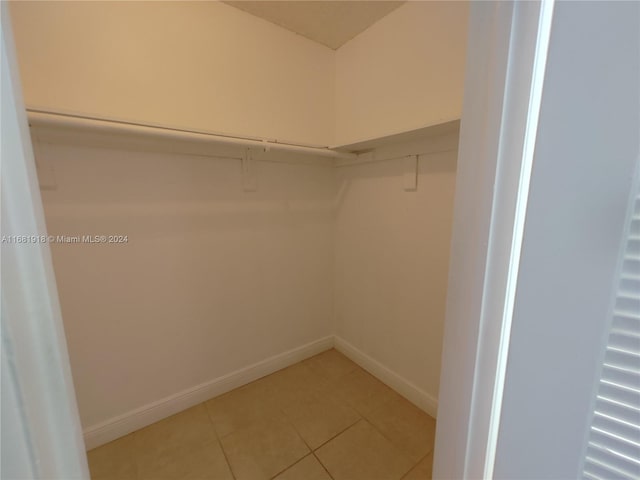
[[482, 2, 555, 477], [83, 334, 441, 450], [83, 336, 333, 450], [433, 1, 556, 479], [334, 336, 438, 418]]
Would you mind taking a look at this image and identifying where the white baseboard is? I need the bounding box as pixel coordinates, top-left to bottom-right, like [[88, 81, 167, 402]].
[[84, 335, 438, 450], [334, 336, 438, 418], [83, 336, 334, 450]]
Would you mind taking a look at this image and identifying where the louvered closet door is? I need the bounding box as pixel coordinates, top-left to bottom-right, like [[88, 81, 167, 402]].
[[583, 189, 640, 480]]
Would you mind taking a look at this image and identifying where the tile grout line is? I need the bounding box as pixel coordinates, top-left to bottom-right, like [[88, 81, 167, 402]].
[[124, 353, 431, 480], [93, 352, 434, 480], [124, 432, 141, 480], [400, 451, 432, 480], [359, 416, 419, 478], [310, 414, 428, 480], [312, 451, 335, 480], [201, 366, 322, 480], [361, 401, 437, 464], [268, 408, 340, 480], [311, 416, 362, 452], [267, 352, 364, 479], [202, 400, 238, 480], [363, 393, 438, 463], [269, 404, 317, 479], [268, 452, 314, 480]]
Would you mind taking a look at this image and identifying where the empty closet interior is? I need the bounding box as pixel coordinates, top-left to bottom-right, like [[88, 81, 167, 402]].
[[9, 0, 468, 477]]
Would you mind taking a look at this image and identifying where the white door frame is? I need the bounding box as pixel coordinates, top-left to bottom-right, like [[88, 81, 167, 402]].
[[434, 1, 555, 478], [1, 4, 89, 478]]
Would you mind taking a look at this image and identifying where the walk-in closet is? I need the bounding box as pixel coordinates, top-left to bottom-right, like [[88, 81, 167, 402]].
[[6, 2, 469, 479]]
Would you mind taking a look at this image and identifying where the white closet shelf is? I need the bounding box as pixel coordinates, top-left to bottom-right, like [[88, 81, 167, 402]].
[[331, 119, 461, 153], [26, 109, 357, 163], [27, 109, 462, 168], [333, 120, 461, 168]]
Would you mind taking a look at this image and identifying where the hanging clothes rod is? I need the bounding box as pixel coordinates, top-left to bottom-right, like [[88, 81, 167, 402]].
[[26, 109, 358, 160]]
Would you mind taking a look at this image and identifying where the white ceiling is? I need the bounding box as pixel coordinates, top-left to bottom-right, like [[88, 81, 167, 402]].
[[223, 1, 405, 50]]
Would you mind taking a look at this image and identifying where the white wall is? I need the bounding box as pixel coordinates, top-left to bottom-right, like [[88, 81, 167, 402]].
[[333, 131, 459, 413], [10, 1, 468, 148], [36, 140, 335, 431], [9, 1, 335, 146], [335, 1, 469, 146]]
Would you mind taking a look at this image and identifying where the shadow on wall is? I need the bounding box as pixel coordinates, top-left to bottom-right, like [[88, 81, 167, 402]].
[[332, 147, 458, 406], [334, 149, 458, 212]]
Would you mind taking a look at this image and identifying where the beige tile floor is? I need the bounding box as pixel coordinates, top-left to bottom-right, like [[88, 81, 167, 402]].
[[88, 349, 436, 480]]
